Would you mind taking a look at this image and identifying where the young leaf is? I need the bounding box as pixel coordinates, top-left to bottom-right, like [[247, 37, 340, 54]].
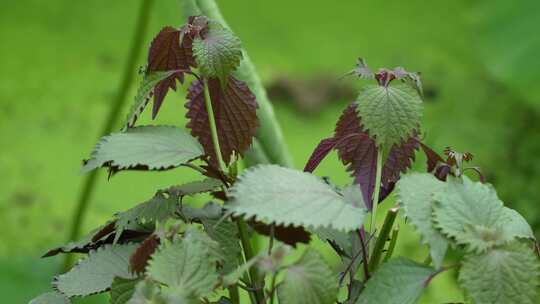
[[433, 176, 533, 252], [29, 292, 70, 304], [124, 71, 178, 130], [147, 26, 196, 118], [396, 173, 448, 268], [192, 22, 242, 83], [355, 258, 438, 304], [82, 126, 204, 173], [111, 277, 140, 304], [355, 84, 423, 148], [185, 77, 258, 166], [147, 227, 220, 298], [329, 104, 417, 209], [53, 243, 138, 297], [226, 165, 367, 231], [459, 242, 540, 304], [277, 249, 338, 304], [115, 191, 179, 242]]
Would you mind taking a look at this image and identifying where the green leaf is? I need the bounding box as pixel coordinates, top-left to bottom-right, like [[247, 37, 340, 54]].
[[277, 249, 338, 304], [459, 242, 540, 304], [433, 176, 532, 252], [147, 227, 220, 298], [500, 207, 535, 240], [54, 243, 138, 297], [124, 71, 177, 130], [227, 165, 367, 231], [82, 126, 204, 173], [221, 255, 261, 287], [355, 84, 422, 148], [165, 178, 223, 198], [111, 277, 141, 304], [115, 191, 178, 242], [192, 22, 242, 83], [355, 258, 437, 304], [396, 173, 448, 268], [202, 218, 242, 274], [127, 280, 165, 304], [29, 292, 70, 304]]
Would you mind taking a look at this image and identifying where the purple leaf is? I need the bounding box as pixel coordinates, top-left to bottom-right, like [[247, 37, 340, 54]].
[[304, 138, 337, 173]]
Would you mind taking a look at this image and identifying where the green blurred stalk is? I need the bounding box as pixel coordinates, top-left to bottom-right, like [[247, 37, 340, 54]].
[[62, 0, 155, 271], [181, 0, 293, 168]]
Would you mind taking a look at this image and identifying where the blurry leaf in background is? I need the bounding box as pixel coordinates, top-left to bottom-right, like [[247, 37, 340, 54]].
[[475, 0, 540, 106]]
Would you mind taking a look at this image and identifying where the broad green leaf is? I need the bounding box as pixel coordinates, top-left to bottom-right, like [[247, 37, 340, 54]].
[[192, 23, 242, 82], [147, 227, 220, 298], [82, 126, 204, 173], [124, 71, 177, 130], [165, 178, 223, 198], [396, 173, 448, 268], [459, 242, 540, 304], [115, 191, 178, 242], [53, 244, 138, 297], [355, 84, 422, 148], [355, 258, 437, 304], [202, 218, 242, 273], [29, 292, 70, 304], [127, 280, 165, 304], [111, 277, 141, 304], [433, 176, 532, 252], [500, 207, 535, 240], [277, 249, 338, 304], [227, 165, 367, 231]]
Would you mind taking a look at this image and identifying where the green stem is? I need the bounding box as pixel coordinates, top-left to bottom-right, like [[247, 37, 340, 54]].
[[62, 0, 155, 271], [369, 149, 384, 235], [383, 225, 399, 262], [202, 74, 264, 304], [181, 0, 293, 168], [237, 220, 266, 304], [202, 80, 226, 171], [368, 207, 398, 272]]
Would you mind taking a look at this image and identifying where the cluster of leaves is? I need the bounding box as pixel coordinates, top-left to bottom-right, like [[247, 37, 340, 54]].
[[30, 12, 540, 304]]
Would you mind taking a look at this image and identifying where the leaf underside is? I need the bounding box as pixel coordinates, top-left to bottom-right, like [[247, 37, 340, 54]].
[[29, 292, 70, 304], [227, 165, 367, 232], [458, 242, 540, 304], [147, 26, 196, 118], [355, 258, 436, 304], [305, 104, 418, 209], [81, 125, 204, 173], [277, 249, 338, 304], [396, 173, 448, 268], [186, 77, 259, 166], [129, 234, 160, 274], [53, 244, 138, 297]]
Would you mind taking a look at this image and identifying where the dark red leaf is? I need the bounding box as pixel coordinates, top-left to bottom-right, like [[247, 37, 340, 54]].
[[186, 76, 259, 166], [147, 26, 196, 118], [129, 234, 160, 274], [248, 220, 311, 247], [418, 142, 444, 173], [381, 135, 419, 187], [305, 103, 417, 210], [304, 138, 337, 173]]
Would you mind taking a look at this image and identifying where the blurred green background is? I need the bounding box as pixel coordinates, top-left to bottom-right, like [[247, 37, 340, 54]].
[[1, 0, 540, 303]]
